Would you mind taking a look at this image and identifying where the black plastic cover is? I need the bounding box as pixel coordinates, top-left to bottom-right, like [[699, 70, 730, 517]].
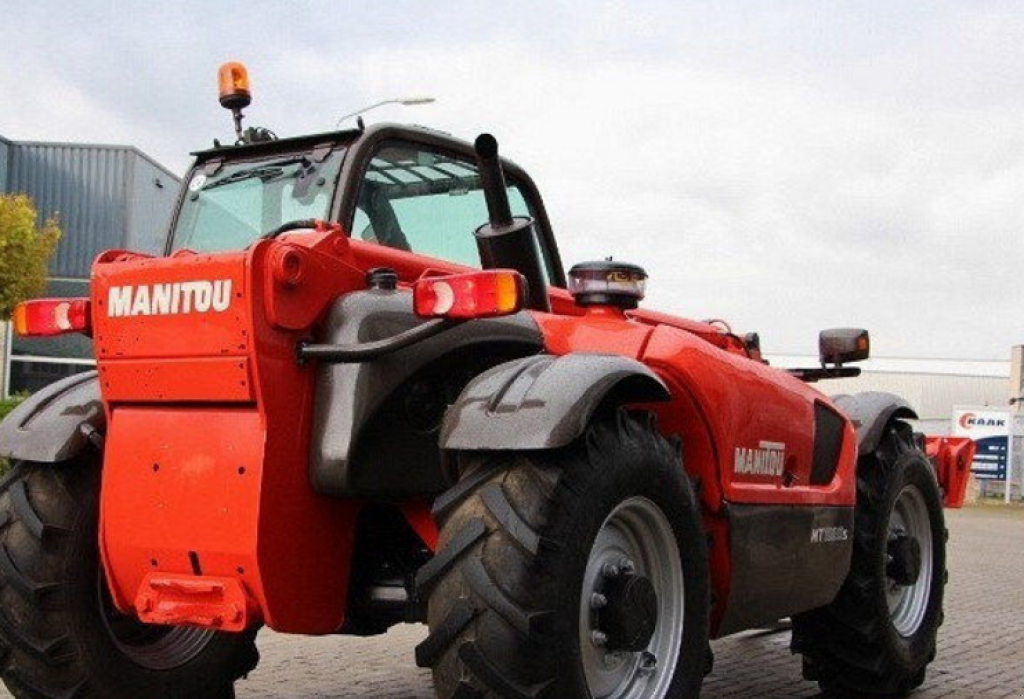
[[831, 391, 918, 454], [716, 504, 854, 637], [810, 402, 846, 485], [310, 289, 543, 497], [0, 371, 103, 463], [440, 353, 670, 451]]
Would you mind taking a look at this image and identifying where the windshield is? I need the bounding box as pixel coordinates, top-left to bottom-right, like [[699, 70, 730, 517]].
[[171, 146, 346, 252]]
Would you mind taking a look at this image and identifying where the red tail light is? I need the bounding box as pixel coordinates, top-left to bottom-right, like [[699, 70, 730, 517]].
[[13, 298, 92, 337], [413, 270, 527, 320]]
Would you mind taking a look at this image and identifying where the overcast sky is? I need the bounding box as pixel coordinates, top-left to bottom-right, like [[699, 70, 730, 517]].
[[2, 1, 1022, 360]]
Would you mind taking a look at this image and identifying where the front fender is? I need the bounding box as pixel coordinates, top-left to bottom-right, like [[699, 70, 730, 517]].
[[440, 353, 670, 451], [832, 391, 918, 455], [0, 371, 103, 463]]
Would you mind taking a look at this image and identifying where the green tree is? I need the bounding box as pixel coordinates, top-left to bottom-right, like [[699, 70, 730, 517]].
[[0, 194, 61, 319]]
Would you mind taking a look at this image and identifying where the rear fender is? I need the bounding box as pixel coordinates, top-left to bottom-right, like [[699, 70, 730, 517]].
[[831, 391, 918, 455], [0, 372, 103, 463], [440, 353, 670, 451], [310, 289, 543, 496]]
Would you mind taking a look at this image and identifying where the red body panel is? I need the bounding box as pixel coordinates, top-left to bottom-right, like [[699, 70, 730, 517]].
[[93, 228, 367, 634], [532, 309, 857, 509], [531, 304, 858, 632], [89, 229, 857, 637], [926, 436, 976, 509]]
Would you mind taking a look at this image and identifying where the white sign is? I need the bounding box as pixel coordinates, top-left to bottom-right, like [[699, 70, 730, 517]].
[[952, 407, 1009, 482]]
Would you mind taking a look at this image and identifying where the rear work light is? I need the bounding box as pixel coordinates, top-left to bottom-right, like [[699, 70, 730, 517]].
[[13, 298, 92, 337], [413, 270, 527, 320]]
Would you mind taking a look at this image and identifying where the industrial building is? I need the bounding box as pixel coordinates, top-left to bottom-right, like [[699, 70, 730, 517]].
[[0, 134, 180, 395], [773, 353, 1020, 500], [770, 355, 1012, 435]]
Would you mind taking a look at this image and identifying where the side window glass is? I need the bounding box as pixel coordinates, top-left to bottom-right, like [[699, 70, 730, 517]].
[[353, 143, 540, 276]]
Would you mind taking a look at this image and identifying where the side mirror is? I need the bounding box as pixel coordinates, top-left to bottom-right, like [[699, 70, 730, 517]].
[[819, 328, 870, 366]]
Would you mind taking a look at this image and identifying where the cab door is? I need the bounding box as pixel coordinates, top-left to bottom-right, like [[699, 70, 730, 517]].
[[337, 134, 563, 285]]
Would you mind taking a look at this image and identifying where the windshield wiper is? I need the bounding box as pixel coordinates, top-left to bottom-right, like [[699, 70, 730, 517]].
[[201, 157, 310, 192]]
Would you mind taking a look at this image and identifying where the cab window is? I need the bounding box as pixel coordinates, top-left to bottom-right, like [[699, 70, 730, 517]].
[[352, 143, 550, 280], [172, 147, 346, 252]]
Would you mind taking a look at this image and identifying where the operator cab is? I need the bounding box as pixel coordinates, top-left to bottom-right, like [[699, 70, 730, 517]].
[[168, 124, 567, 288]]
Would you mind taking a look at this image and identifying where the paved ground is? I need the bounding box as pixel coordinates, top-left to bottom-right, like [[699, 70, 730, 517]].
[[237, 505, 1024, 699], [5, 505, 1023, 698]]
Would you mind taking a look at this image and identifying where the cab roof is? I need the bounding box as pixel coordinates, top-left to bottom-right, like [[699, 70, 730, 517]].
[[190, 128, 363, 161]]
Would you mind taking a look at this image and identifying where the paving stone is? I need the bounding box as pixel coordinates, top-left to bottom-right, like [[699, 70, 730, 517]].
[[3, 506, 1021, 698]]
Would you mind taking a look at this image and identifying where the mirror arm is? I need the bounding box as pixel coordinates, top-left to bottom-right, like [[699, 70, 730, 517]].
[[788, 366, 862, 383]]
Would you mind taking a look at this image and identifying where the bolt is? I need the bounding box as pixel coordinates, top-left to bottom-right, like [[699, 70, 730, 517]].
[[602, 563, 621, 578], [591, 630, 608, 648], [590, 593, 608, 609]]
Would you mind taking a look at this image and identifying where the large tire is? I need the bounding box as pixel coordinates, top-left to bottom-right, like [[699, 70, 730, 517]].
[[793, 420, 947, 697], [417, 409, 710, 699], [0, 460, 259, 699]]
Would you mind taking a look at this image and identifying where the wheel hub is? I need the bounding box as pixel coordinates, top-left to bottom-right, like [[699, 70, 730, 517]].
[[597, 567, 659, 652], [885, 484, 935, 638], [579, 497, 685, 699], [887, 533, 922, 586]]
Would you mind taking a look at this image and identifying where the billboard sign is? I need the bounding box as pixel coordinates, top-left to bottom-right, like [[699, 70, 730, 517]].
[[952, 407, 1009, 481]]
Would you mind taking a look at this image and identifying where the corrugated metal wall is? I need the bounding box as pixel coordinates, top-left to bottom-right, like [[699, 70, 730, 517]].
[[0, 136, 10, 191], [7, 143, 130, 278], [126, 152, 179, 254], [817, 371, 1009, 434]]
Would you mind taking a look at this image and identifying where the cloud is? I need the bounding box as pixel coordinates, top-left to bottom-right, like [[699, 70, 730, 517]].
[[340, 35, 1024, 358], [1, 1, 1022, 359]]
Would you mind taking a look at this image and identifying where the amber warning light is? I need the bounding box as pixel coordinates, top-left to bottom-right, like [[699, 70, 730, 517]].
[[13, 298, 92, 337], [218, 61, 251, 110], [413, 270, 527, 320], [218, 61, 254, 141]]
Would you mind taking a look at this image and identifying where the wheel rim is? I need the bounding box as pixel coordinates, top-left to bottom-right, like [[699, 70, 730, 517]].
[[98, 573, 215, 670], [579, 497, 685, 699], [885, 485, 934, 637]]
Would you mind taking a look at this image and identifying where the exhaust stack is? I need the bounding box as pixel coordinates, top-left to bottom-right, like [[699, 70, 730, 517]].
[[473, 134, 551, 313]]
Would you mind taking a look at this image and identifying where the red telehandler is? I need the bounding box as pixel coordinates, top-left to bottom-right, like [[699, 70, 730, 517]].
[[0, 63, 963, 699]]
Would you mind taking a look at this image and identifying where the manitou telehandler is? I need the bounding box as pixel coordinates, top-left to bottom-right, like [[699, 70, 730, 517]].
[[0, 63, 961, 699]]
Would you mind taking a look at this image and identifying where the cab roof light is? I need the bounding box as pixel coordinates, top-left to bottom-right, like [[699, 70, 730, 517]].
[[218, 61, 252, 110], [413, 270, 527, 320], [13, 298, 92, 337]]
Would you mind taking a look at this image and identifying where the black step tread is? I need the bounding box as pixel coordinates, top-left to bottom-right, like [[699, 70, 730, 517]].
[[432, 466, 499, 521], [461, 555, 533, 638], [11, 480, 68, 542], [480, 482, 540, 556], [4, 669, 86, 699], [458, 642, 550, 699], [0, 543, 64, 603], [0, 605, 72, 665], [415, 599, 476, 668], [415, 518, 487, 594]]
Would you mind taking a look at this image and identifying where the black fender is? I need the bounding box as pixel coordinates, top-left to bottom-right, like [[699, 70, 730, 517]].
[[310, 289, 543, 497], [0, 371, 103, 463], [831, 391, 918, 455], [440, 353, 670, 451]]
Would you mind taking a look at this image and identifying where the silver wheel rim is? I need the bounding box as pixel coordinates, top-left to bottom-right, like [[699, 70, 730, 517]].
[[579, 497, 685, 699], [886, 485, 934, 637], [98, 573, 215, 670]]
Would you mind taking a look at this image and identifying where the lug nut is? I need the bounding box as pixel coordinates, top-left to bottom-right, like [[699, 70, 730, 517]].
[[602, 563, 620, 578], [620, 558, 636, 574], [590, 593, 608, 609], [639, 651, 658, 674], [591, 631, 608, 648]]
